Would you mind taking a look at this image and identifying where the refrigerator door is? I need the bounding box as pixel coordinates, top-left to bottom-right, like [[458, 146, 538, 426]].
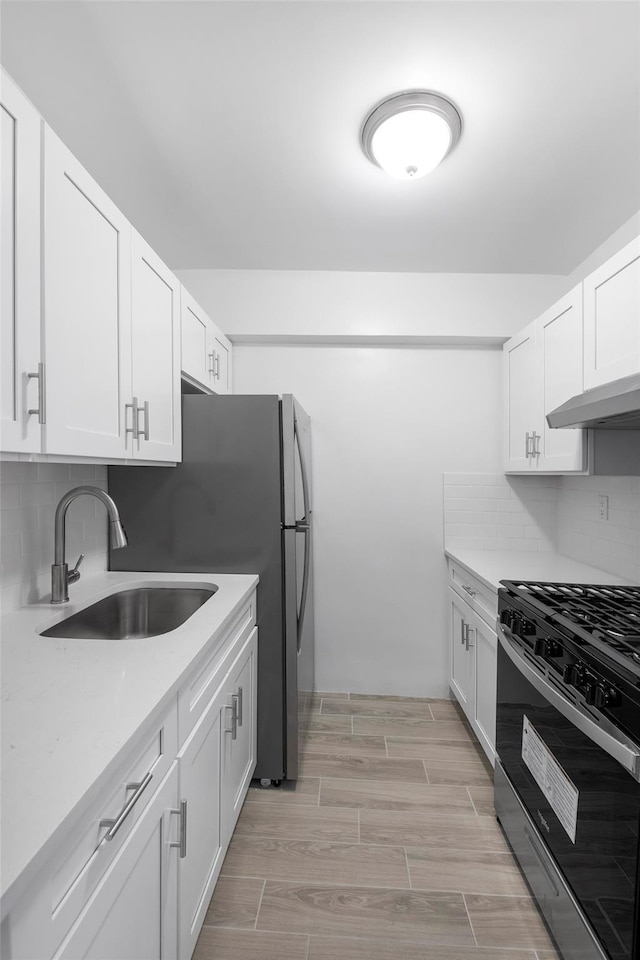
[[282, 396, 315, 779]]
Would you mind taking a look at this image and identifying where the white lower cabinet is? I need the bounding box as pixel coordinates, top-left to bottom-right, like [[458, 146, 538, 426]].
[[448, 563, 498, 765], [176, 627, 257, 960], [1, 597, 258, 960], [54, 766, 179, 960], [450, 590, 475, 716]]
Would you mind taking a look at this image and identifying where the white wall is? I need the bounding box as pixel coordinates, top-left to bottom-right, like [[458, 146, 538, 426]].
[[177, 269, 567, 340], [0, 463, 109, 613], [234, 344, 503, 697]]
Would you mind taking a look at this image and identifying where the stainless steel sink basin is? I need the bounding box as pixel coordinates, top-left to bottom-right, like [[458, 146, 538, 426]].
[[40, 586, 217, 639]]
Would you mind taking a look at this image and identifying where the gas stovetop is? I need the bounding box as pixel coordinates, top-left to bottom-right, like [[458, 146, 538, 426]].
[[501, 580, 640, 669]]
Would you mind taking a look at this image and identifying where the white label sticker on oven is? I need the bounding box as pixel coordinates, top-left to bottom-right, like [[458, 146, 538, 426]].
[[522, 715, 579, 844]]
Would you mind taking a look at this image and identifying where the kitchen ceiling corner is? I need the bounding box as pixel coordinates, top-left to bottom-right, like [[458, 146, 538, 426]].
[[1, 0, 639, 274]]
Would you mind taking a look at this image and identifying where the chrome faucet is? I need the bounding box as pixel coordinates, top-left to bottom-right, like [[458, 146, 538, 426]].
[[51, 486, 128, 603]]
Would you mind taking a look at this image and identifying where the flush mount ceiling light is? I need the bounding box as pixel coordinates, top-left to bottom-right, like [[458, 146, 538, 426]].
[[361, 90, 462, 180]]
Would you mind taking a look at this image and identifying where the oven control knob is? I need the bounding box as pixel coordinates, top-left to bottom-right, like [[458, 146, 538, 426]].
[[534, 638, 562, 658], [583, 680, 598, 705], [500, 609, 515, 628], [513, 617, 535, 638], [563, 663, 584, 686], [594, 685, 621, 709]]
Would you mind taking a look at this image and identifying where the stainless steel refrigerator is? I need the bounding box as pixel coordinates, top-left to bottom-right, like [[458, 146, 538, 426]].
[[108, 393, 314, 783]]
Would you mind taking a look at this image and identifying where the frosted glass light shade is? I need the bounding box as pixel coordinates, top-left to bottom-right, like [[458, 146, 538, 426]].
[[361, 91, 462, 180]]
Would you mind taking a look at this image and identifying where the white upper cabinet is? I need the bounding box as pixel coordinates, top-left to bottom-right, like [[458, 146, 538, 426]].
[[504, 285, 586, 474], [536, 285, 585, 472], [43, 126, 133, 459], [181, 288, 232, 395], [130, 231, 181, 461], [504, 322, 537, 471], [583, 237, 640, 388], [181, 289, 212, 390], [0, 71, 42, 453]]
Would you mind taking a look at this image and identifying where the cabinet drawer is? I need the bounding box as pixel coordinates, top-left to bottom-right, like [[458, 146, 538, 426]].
[[47, 699, 177, 950], [448, 561, 497, 628], [178, 595, 256, 745]]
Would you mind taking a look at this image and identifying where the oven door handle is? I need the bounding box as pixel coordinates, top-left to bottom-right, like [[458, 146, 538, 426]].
[[497, 622, 640, 782]]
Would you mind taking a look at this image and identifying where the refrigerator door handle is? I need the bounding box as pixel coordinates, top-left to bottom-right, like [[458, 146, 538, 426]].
[[297, 522, 311, 653], [294, 413, 312, 653], [295, 414, 311, 524]]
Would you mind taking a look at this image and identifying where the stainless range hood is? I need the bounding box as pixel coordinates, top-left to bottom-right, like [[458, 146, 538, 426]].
[[547, 373, 640, 430]]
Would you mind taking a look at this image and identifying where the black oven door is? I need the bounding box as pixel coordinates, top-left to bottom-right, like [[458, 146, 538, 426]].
[[496, 627, 640, 960]]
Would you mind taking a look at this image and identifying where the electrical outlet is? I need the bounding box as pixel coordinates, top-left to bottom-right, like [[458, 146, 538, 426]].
[[598, 495, 609, 521]]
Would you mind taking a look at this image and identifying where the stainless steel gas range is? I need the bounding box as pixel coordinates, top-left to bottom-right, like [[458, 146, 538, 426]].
[[495, 581, 640, 960]]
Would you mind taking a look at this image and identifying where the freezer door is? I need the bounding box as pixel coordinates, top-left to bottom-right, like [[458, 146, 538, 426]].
[[282, 396, 315, 779]]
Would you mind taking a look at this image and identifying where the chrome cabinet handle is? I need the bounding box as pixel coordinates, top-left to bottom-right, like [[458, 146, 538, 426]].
[[460, 619, 467, 645], [137, 400, 150, 441], [170, 799, 188, 858], [100, 772, 153, 841], [465, 626, 475, 651], [126, 397, 140, 440], [533, 432, 541, 456], [462, 585, 477, 598], [225, 701, 237, 740], [208, 352, 215, 377], [236, 686, 243, 726], [525, 432, 533, 458], [28, 362, 46, 424]]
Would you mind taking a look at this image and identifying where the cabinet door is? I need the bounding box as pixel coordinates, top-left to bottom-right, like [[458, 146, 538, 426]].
[[53, 766, 179, 960], [470, 612, 497, 765], [503, 322, 537, 471], [131, 232, 181, 462], [43, 127, 132, 457], [537, 285, 586, 472], [449, 590, 474, 724], [180, 289, 213, 393], [0, 71, 42, 453], [176, 680, 226, 960], [210, 330, 232, 396], [221, 627, 257, 842], [583, 236, 640, 388]]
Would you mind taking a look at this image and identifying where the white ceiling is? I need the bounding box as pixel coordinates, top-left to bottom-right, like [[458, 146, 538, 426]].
[[2, 1, 639, 274]]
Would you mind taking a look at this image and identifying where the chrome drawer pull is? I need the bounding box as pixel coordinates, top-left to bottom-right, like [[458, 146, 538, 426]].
[[100, 771, 153, 841], [170, 799, 188, 858], [462, 585, 477, 598], [236, 686, 243, 726]]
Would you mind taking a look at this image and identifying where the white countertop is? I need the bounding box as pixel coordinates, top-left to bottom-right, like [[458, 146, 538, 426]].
[[445, 547, 637, 593], [0, 570, 258, 915]]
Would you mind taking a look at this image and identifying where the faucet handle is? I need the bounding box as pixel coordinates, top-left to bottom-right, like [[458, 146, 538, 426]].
[[68, 554, 85, 585]]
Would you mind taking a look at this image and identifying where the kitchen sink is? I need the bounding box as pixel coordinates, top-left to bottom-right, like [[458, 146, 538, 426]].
[[40, 585, 218, 640]]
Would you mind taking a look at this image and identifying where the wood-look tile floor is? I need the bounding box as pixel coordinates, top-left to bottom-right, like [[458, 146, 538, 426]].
[[192, 694, 561, 960]]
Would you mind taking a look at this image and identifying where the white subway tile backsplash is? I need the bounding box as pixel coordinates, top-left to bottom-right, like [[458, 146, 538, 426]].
[[444, 472, 640, 582], [0, 463, 109, 613]]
